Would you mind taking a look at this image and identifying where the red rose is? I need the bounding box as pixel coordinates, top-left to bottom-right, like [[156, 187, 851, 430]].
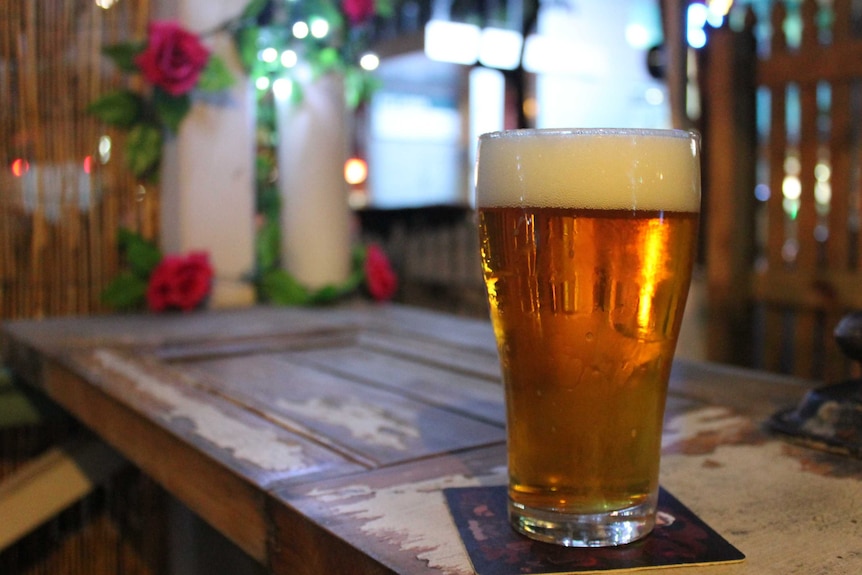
[[135, 21, 210, 97], [364, 244, 397, 302], [342, 0, 376, 24], [146, 251, 213, 312]]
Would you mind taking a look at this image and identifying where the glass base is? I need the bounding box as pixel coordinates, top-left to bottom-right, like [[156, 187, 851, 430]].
[[509, 497, 656, 547]]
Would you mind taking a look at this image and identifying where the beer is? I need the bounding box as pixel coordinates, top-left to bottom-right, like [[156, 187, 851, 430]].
[[476, 128, 700, 546]]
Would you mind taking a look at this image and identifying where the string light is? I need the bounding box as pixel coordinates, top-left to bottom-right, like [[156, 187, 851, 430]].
[[344, 157, 368, 185], [98, 135, 112, 164], [281, 49, 298, 68], [272, 78, 293, 100], [359, 53, 379, 71], [10, 158, 29, 177], [310, 18, 330, 39], [292, 21, 309, 39]]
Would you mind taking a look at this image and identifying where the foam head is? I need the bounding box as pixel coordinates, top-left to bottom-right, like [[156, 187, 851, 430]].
[[475, 128, 701, 212]]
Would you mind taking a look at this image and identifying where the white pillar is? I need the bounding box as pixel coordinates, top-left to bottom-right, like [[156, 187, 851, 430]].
[[275, 73, 353, 290], [157, 0, 256, 308]]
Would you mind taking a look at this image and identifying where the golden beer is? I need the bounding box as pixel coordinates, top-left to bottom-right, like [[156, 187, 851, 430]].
[[476, 128, 700, 547]]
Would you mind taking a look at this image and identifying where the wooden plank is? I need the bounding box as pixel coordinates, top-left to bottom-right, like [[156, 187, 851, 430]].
[[751, 268, 862, 309], [857, 86, 862, 271], [370, 304, 499, 355], [759, 43, 862, 86], [794, 63, 820, 378], [702, 20, 757, 366], [765, 83, 787, 274], [66, 348, 365, 483], [799, 0, 818, 52], [267, 495, 397, 575], [669, 359, 809, 420], [0, 438, 126, 552], [185, 352, 504, 467], [31, 348, 368, 566], [355, 329, 502, 382], [762, 26, 790, 372], [271, 444, 508, 575], [283, 335, 504, 425], [829, 84, 852, 269]]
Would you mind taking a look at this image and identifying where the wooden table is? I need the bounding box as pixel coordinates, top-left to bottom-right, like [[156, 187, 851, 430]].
[[2, 304, 861, 574]]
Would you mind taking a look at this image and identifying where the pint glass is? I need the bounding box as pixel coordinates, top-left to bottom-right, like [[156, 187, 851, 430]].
[[476, 128, 701, 547]]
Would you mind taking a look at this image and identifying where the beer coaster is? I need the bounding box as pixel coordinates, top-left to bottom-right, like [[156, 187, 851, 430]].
[[443, 486, 744, 574]]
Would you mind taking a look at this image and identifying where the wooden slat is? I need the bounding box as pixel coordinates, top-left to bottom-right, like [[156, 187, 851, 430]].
[[763, 77, 787, 372], [825, 0, 856, 377], [751, 268, 862, 309], [702, 19, 758, 366], [828, 88, 852, 270], [759, 43, 862, 86], [186, 352, 504, 467], [794, 4, 821, 377], [0, 439, 126, 552], [281, 335, 504, 425]]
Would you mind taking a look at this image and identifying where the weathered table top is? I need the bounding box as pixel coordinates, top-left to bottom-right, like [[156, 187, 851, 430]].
[[2, 304, 861, 574]]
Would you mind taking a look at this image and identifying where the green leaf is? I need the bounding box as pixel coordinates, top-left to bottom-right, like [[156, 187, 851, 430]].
[[374, 0, 397, 18], [100, 271, 148, 310], [197, 55, 235, 92], [260, 269, 311, 306], [344, 69, 380, 109], [119, 228, 162, 278], [318, 3, 345, 30], [103, 42, 146, 73], [232, 27, 261, 73], [308, 249, 365, 304], [87, 91, 145, 128], [288, 81, 305, 106], [308, 273, 361, 305], [309, 284, 343, 305], [240, 0, 269, 21], [315, 47, 341, 70], [152, 88, 191, 133], [255, 217, 280, 272], [125, 123, 163, 179]]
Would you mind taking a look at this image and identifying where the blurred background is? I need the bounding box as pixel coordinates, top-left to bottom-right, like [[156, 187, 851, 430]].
[[5, 1, 862, 573]]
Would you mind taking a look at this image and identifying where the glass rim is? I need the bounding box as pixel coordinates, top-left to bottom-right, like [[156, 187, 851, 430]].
[[479, 127, 699, 141]]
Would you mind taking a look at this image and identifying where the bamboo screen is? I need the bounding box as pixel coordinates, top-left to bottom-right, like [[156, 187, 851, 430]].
[[1, 0, 159, 320]]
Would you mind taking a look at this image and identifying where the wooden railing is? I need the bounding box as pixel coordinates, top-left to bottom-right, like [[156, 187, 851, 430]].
[[701, 0, 862, 381]]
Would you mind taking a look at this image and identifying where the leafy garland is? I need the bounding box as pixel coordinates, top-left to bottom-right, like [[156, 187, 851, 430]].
[[88, 22, 236, 183], [258, 247, 366, 306], [92, 1, 401, 312], [233, 0, 396, 108], [88, 0, 393, 181], [101, 229, 213, 312], [103, 228, 396, 312]]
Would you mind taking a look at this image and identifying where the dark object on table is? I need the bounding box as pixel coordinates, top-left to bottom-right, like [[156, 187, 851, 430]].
[[769, 311, 862, 458]]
